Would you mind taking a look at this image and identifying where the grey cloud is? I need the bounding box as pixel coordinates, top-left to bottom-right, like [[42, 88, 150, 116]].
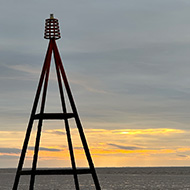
[[177, 154, 188, 158], [0, 148, 21, 154], [44, 130, 66, 136], [52, 131, 66, 136], [74, 147, 83, 150], [108, 143, 143, 150], [28, 147, 61, 152], [1, 0, 190, 134], [0, 155, 19, 159]]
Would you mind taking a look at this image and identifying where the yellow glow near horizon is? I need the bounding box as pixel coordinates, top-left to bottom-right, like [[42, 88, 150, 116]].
[[114, 128, 184, 135], [0, 128, 190, 167]]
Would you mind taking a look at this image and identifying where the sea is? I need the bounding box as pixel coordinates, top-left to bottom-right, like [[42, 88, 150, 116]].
[[1, 167, 190, 190]]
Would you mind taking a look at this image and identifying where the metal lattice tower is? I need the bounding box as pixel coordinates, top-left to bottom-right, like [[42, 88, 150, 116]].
[[12, 14, 101, 190]]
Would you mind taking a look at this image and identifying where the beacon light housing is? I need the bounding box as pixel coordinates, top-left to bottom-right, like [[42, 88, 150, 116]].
[[44, 14, 61, 40]]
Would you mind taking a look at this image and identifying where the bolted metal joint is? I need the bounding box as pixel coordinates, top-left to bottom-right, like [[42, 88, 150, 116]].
[[44, 14, 61, 40]]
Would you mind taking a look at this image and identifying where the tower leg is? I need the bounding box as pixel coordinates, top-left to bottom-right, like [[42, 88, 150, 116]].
[[29, 120, 43, 190], [30, 47, 52, 189], [54, 53, 80, 190], [12, 41, 53, 190], [52, 40, 101, 190]]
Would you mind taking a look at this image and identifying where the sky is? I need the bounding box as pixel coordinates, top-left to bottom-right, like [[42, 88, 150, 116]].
[[1, 0, 190, 168]]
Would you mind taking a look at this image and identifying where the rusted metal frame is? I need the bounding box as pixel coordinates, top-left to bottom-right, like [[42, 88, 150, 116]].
[[52, 41, 101, 190], [29, 42, 52, 190], [33, 113, 74, 120], [12, 41, 53, 190], [20, 168, 91, 175], [53, 39, 80, 190]]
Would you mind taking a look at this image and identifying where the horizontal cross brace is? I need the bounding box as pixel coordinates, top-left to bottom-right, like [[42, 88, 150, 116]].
[[33, 113, 75, 120], [19, 168, 91, 175]]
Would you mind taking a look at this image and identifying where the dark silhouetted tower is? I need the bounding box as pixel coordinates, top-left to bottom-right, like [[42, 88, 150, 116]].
[[12, 14, 101, 190]]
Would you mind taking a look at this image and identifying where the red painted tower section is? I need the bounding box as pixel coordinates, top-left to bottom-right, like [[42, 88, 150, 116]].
[[12, 14, 101, 190]]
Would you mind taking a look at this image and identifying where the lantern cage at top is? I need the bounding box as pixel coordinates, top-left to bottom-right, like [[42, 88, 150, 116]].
[[44, 14, 61, 40]]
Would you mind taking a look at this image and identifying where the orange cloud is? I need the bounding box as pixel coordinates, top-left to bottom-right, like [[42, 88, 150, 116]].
[[0, 128, 189, 167]]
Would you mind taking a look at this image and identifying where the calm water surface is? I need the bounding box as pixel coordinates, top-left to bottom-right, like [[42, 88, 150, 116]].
[[1, 167, 190, 189]]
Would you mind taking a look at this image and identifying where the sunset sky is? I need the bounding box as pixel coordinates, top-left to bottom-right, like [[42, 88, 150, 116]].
[[1, 0, 190, 168]]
